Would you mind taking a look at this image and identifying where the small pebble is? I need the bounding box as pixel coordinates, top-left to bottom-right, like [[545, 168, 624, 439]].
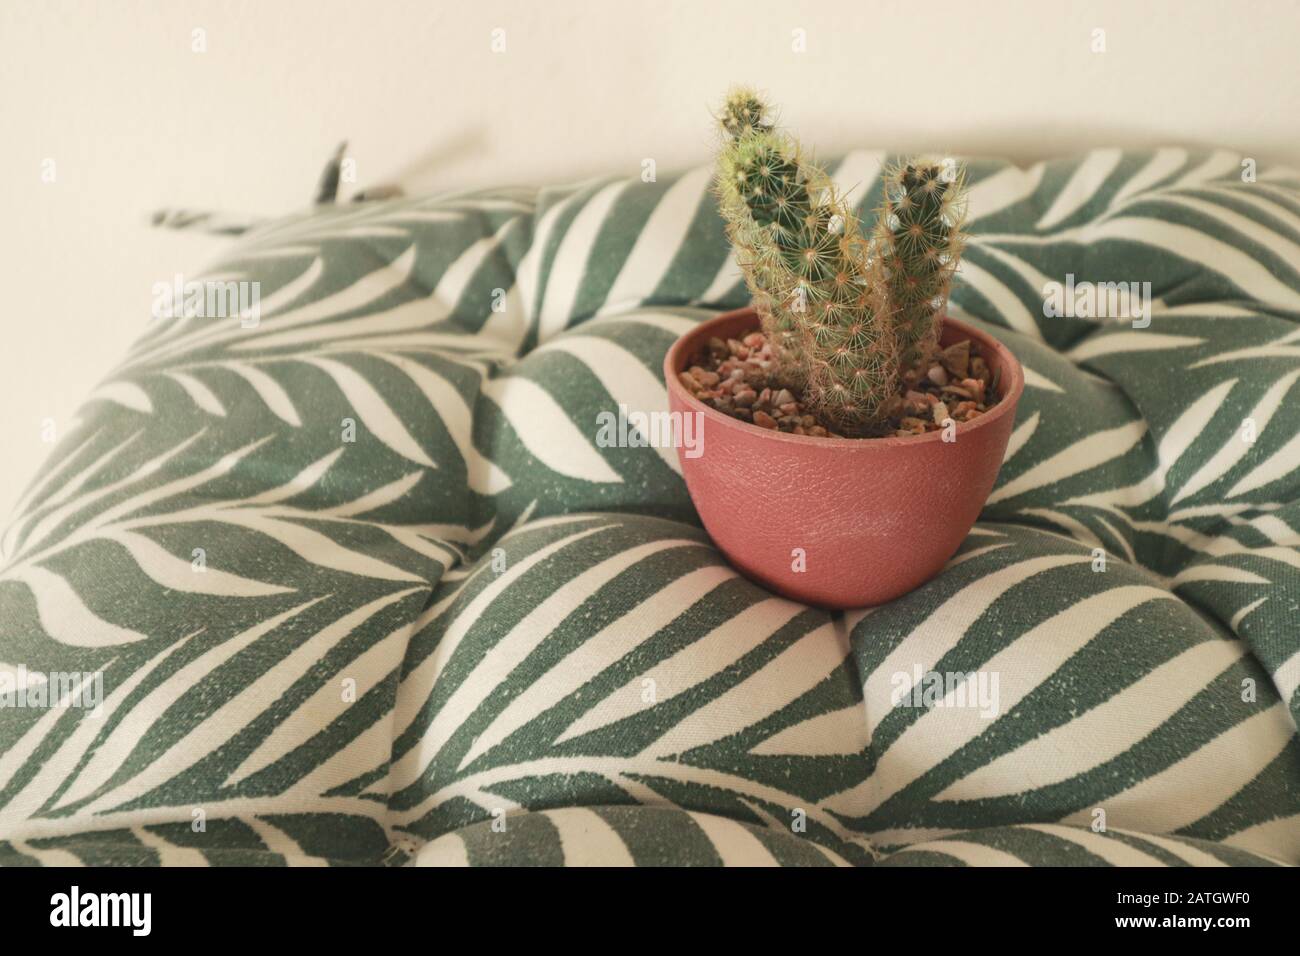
[[941, 340, 971, 378]]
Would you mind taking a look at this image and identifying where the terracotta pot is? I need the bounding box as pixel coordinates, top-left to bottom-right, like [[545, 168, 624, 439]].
[[664, 307, 1024, 608]]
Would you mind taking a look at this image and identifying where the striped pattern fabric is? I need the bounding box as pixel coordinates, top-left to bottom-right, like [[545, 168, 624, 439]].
[[1, 148, 1298, 866]]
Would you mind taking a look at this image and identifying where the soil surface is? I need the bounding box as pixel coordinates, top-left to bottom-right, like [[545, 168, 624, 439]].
[[679, 331, 1002, 438]]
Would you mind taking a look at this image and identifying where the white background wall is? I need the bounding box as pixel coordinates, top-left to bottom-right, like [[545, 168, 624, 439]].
[[3, 0, 1298, 515]]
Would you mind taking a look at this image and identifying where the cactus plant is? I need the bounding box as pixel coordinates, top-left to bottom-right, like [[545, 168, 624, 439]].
[[714, 87, 969, 434]]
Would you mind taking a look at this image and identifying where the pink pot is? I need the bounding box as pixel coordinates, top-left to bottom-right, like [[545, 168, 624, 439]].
[[664, 307, 1024, 608]]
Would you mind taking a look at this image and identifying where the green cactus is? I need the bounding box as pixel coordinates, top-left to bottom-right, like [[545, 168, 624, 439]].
[[873, 159, 968, 369], [713, 87, 969, 433]]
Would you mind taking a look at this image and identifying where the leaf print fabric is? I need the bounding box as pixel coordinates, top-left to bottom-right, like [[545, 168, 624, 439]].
[[1, 149, 1298, 866]]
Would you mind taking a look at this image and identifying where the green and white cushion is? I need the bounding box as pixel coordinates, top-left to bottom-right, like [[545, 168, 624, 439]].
[[2, 148, 1298, 866]]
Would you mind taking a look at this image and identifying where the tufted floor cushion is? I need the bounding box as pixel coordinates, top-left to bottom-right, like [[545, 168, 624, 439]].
[[1, 148, 1298, 866]]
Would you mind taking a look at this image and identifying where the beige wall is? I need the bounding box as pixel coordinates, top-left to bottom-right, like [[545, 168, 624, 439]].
[[3, 0, 1297, 515]]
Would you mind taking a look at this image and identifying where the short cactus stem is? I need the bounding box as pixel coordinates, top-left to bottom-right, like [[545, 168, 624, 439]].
[[873, 159, 969, 370]]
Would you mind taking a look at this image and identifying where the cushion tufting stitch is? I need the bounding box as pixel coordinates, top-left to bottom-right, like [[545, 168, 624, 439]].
[[1, 149, 1298, 866]]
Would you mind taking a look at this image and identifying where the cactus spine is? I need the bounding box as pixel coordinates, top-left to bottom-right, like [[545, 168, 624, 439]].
[[714, 88, 969, 434]]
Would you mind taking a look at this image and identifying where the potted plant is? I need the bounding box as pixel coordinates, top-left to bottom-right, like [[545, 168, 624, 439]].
[[664, 89, 1024, 608]]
